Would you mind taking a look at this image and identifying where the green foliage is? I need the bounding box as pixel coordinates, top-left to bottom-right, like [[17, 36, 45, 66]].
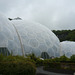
[[0, 53, 5, 61], [49, 62, 61, 69], [70, 55, 75, 62], [59, 55, 69, 62], [43, 59, 52, 66], [61, 63, 75, 70], [52, 29, 75, 42], [0, 61, 36, 75], [0, 55, 36, 75], [43, 59, 61, 68], [36, 59, 43, 66], [0, 53, 75, 74], [52, 57, 60, 62], [26, 53, 38, 61]]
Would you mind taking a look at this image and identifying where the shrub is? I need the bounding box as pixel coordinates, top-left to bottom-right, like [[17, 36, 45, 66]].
[[0, 53, 5, 61], [52, 57, 60, 62], [0, 55, 36, 75], [36, 58, 43, 66], [70, 55, 75, 62], [43, 59, 53, 66], [0, 61, 36, 75], [59, 54, 69, 62], [61, 63, 75, 70], [48, 62, 61, 69]]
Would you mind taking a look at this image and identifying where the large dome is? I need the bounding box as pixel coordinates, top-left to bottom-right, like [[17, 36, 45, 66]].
[[12, 20, 61, 57], [0, 14, 22, 55], [0, 13, 61, 58], [60, 41, 75, 57]]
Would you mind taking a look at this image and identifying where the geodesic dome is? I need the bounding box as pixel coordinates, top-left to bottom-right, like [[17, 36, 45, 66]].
[[0, 14, 22, 55], [12, 20, 61, 57], [60, 41, 75, 57], [0, 13, 61, 58]]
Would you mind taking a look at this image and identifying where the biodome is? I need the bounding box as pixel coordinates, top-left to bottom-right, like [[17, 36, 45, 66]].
[[0, 13, 61, 58], [0, 14, 22, 55], [60, 41, 75, 57]]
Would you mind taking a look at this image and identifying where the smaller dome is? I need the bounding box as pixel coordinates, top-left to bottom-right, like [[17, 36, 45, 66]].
[[60, 41, 75, 57]]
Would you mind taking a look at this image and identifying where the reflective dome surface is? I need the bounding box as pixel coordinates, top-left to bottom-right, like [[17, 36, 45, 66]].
[[0, 13, 61, 57], [12, 20, 61, 57], [0, 14, 22, 55], [60, 41, 75, 57]]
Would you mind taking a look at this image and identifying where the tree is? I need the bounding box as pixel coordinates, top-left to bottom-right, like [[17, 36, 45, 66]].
[[52, 29, 75, 42], [70, 54, 75, 62], [26, 53, 37, 61], [59, 54, 68, 62], [52, 57, 60, 62]]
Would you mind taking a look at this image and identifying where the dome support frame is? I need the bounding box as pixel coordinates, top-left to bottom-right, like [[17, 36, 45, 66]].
[[12, 23, 25, 56]]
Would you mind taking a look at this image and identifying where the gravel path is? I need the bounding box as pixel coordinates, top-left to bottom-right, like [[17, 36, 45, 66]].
[[36, 66, 72, 75]]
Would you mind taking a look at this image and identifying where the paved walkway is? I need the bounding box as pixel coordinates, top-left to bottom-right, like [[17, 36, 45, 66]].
[[36, 66, 72, 75]]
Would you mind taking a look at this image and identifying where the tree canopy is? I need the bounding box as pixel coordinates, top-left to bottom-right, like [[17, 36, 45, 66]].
[[52, 29, 75, 42]]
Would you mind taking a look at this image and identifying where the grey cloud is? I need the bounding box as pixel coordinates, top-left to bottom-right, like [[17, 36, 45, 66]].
[[0, 0, 75, 30]]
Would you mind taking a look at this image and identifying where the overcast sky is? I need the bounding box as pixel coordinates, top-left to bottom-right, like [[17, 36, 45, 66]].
[[0, 0, 75, 30]]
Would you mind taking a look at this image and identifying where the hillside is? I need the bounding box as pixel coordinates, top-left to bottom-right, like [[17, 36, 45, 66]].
[[52, 29, 75, 42]]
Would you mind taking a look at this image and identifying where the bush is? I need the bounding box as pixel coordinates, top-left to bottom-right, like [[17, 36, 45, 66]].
[[51, 57, 60, 62], [0, 55, 36, 75], [0, 61, 36, 75], [70, 55, 75, 62], [59, 55, 69, 62], [0, 53, 5, 61], [26, 53, 37, 60], [48, 62, 61, 69], [36, 58, 43, 66], [61, 63, 75, 70], [43, 59, 50, 66]]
